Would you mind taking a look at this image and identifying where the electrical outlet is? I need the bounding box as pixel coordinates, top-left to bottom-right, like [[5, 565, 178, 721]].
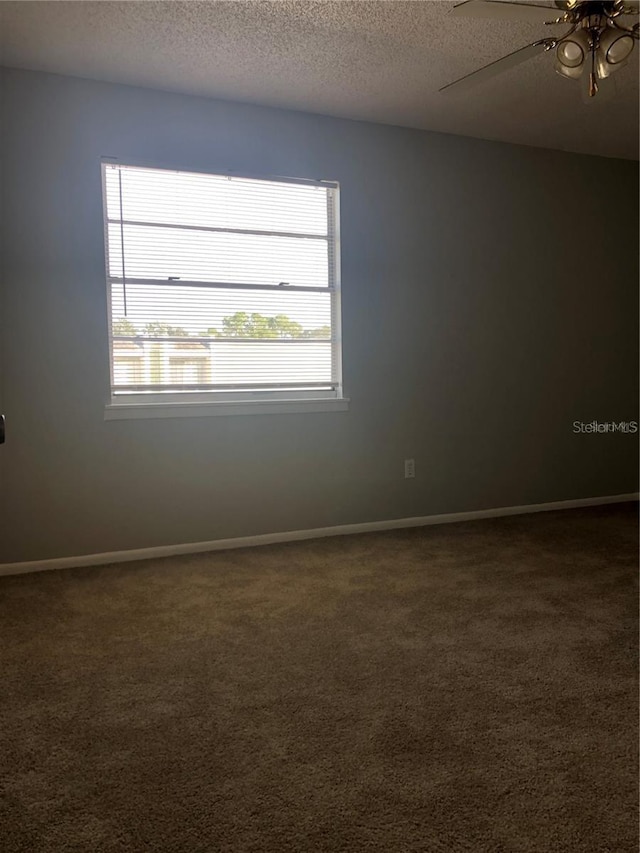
[[404, 458, 415, 479]]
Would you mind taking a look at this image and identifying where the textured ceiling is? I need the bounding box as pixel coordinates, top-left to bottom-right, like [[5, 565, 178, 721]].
[[1, 0, 638, 159]]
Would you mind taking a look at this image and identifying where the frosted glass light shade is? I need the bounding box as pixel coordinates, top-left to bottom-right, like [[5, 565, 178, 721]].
[[596, 27, 635, 78], [555, 29, 591, 79], [558, 40, 585, 67]]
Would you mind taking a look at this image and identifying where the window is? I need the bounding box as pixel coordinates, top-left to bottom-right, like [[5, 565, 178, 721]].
[[101, 162, 346, 418]]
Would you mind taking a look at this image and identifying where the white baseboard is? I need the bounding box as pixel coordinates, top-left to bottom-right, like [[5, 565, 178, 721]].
[[1, 493, 637, 578]]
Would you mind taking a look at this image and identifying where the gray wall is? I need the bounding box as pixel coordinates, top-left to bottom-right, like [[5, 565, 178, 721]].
[[1, 67, 638, 564]]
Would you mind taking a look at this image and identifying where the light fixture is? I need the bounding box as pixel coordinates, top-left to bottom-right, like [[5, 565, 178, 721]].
[[596, 26, 636, 77], [555, 28, 592, 78]]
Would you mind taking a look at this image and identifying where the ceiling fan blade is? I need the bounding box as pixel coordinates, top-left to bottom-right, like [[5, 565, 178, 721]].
[[451, 1, 560, 23], [440, 41, 550, 94]]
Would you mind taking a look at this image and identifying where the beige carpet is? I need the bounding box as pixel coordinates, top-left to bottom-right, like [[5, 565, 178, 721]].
[[1, 503, 638, 853]]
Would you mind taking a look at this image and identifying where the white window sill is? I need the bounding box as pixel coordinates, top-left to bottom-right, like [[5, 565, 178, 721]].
[[104, 397, 350, 420]]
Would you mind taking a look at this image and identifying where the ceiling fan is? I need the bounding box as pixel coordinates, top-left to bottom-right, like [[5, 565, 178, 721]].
[[440, 0, 639, 98]]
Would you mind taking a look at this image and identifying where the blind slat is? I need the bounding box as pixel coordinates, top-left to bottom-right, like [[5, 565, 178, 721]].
[[115, 382, 337, 392], [108, 277, 332, 294], [107, 217, 329, 242]]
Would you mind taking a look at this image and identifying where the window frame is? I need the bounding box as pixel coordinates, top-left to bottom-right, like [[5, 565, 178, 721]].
[[100, 158, 348, 419]]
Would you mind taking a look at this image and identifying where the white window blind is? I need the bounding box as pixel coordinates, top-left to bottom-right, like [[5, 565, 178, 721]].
[[101, 163, 342, 405]]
